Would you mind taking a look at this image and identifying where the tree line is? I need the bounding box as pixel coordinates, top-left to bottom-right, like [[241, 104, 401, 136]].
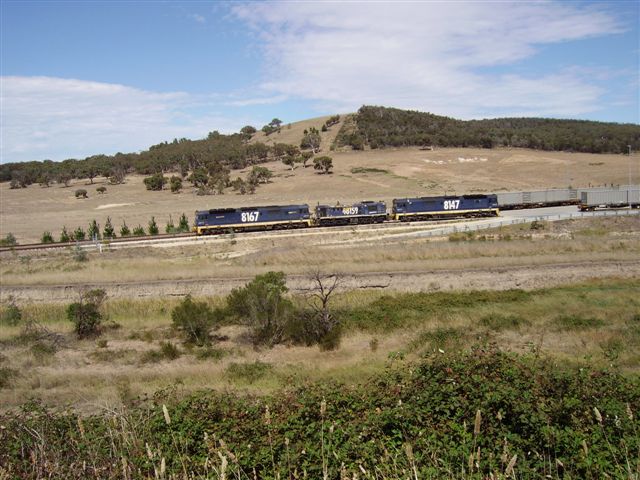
[[335, 106, 640, 153]]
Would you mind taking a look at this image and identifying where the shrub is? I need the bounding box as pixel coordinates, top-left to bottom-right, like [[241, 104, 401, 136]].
[[194, 346, 228, 361], [87, 219, 100, 240], [165, 216, 177, 234], [30, 342, 57, 362], [140, 342, 181, 363], [227, 271, 293, 346], [120, 222, 131, 237], [132, 225, 145, 236], [96, 186, 107, 194], [1, 298, 22, 326], [0, 233, 17, 246], [41, 231, 54, 243], [59, 226, 71, 243], [553, 314, 605, 331], [103, 217, 115, 239], [479, 314, 529, 331], [178, 213, 189, 232], [170, 176, 182, 193], [143, 173, 167, 191], [67, 289, 106, 339], [148, 217, 159, 235], [73, 226, 86, 241], [225, 361, 272, 384], [75, 189, 88, 198], [73, 245, 88, 262], [171, 295, 222, 345]]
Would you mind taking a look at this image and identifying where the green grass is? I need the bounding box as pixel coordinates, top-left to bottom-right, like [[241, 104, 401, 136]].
[[552, 314, 606, 331], [225, 360, 273, 384], [350, 167, 390, 174]]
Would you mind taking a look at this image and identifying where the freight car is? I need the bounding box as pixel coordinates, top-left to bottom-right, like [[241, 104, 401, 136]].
[[393, 194, 499, 221], [497, 188, 578, 210], [578, 189, 640, 211], [314, 201, 387, 226], [194, 204, 311, 234]]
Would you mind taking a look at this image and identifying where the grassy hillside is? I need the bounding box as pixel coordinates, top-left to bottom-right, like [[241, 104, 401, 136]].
[[335, 106, 640, 153]]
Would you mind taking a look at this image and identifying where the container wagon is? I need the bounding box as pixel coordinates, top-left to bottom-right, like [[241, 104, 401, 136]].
[[497, 189, 578, 209], [579, 189, 640, 211], [314, 201, 387, 226], [194, 204, 311, 234], [393, 194, 499, 221]]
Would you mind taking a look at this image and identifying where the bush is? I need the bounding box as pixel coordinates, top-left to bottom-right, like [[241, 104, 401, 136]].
[[178, 213, 189, 232], [143, 173, 167, 191], [87, 219, 100, 240], [170, 176, 182, 193], [140, 342, 181, 363], [0, 233, 17, 246], [73, 226, 86, 241], [103, 217, 115, 239], [171, 295, 222, 345], [73, 245, 88, 262], [1, 298, 22, 326], [165, 216, 177, 234], [313, 156, 333, 174], [96, 186, 107, 194], [227, 271, 294, 346], [75, 189, 88, 199], [120, 222, 131, 237], [67, 289, 106, 339], [41, 231, 54, 243], [132, 225, 145, 236], [59, 226, 71, 243], [225, 361, 272, 384], [148, 217, 159, 235], [194, 346, 228, 361]]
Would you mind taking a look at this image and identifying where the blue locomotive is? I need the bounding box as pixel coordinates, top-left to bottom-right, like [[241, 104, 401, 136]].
[[314, 201, 387, 226], [194, 204, 311, 234], [393, 194, 498, 221]]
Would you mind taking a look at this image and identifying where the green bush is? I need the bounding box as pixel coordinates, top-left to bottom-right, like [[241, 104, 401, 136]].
[[103, 217, 115, 239], [132, 225, 145, 236], [96, 186, 107, 194], [75, 189, 88, 199], [225, 360, 272, 384], [120, 221, 131, 237], [67, 289, 106, 339], [171, 295, 222, 345], [170, 176, 182, 193], [141, 342, 181, 363], [143, 173, 167, 191], [148, 217, 159, 235], [59, 226, 71, 243], [0, 233, 17, 246], [178, 213, 189, 232], [73, 226, 86, 241], [0, 299, 22, 326], [227, 271, 293, 346], [87, 219, 100, 240], [41, 231, 54, 243]]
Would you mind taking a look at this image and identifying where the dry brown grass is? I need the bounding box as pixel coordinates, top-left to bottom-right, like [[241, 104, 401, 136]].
[[1, 142, 637, 243]]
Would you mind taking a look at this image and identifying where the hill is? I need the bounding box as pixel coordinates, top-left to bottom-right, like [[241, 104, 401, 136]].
[[335, 106, 640, 153]]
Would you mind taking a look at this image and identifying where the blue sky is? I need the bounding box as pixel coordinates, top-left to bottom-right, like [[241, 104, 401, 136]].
[[1, 0, 638, 162]]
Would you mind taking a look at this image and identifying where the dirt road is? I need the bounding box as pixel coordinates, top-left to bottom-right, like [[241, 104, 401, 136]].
[[4, 259, 637, 303]]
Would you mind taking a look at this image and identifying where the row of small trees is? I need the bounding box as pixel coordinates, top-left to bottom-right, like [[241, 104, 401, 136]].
[[42, 214, 191, 243]]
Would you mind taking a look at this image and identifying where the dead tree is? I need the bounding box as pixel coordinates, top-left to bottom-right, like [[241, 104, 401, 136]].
[[306, 270, 342, 335]]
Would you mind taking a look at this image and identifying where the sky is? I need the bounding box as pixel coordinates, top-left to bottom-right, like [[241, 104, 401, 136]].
[[1, 0, 638, 163]]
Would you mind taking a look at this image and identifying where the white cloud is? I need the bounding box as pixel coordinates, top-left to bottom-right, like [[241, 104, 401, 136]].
[[0, 76, 242, 162], [231, 1, 624, 118], [188, 13, 206, 24]]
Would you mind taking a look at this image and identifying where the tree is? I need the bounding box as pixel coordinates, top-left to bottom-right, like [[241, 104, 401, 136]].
[[301, 151, 313, 168], [170, 176, 182, 193], [88, 219, 101, 240], [120, 221, 131, 237], [165, 215, 176, 234], [171, 295, 222, 345], [301, 127, 321, 153], [240, 125, 257, 141], [282, 156, 297, 171], [103, 217, 115, 239], [305, 271, 343, 350], [41, 231, 54, 244], [226, 271, 293, 346], [59, 226, 71, 243], [188, 168, 209, 188], [270, 118, 283, 131], [148, 217, 159, 235], [67, 289, 106, 339], [313, 156, 333, 174], [132, 225, 145, 236], [57, 172, 73, 187], [73, 227, 86, 241], [175, 213, 189, 232], [143, 173, 167, 191]]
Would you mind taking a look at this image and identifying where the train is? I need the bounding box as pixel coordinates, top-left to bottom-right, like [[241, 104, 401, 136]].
[[193, 186, 639, 235]]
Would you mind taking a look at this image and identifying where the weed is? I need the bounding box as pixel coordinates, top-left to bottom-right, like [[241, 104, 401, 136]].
[[553, 314, 605, 331], [30, 341, 57, 361], [411, 327, 465, 351], [225, 360, 272, 384], [140, 342, 181, 364], [194, 346, 228, 361], [0, 366, 17, 388], [479, 313, 529, 331]]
